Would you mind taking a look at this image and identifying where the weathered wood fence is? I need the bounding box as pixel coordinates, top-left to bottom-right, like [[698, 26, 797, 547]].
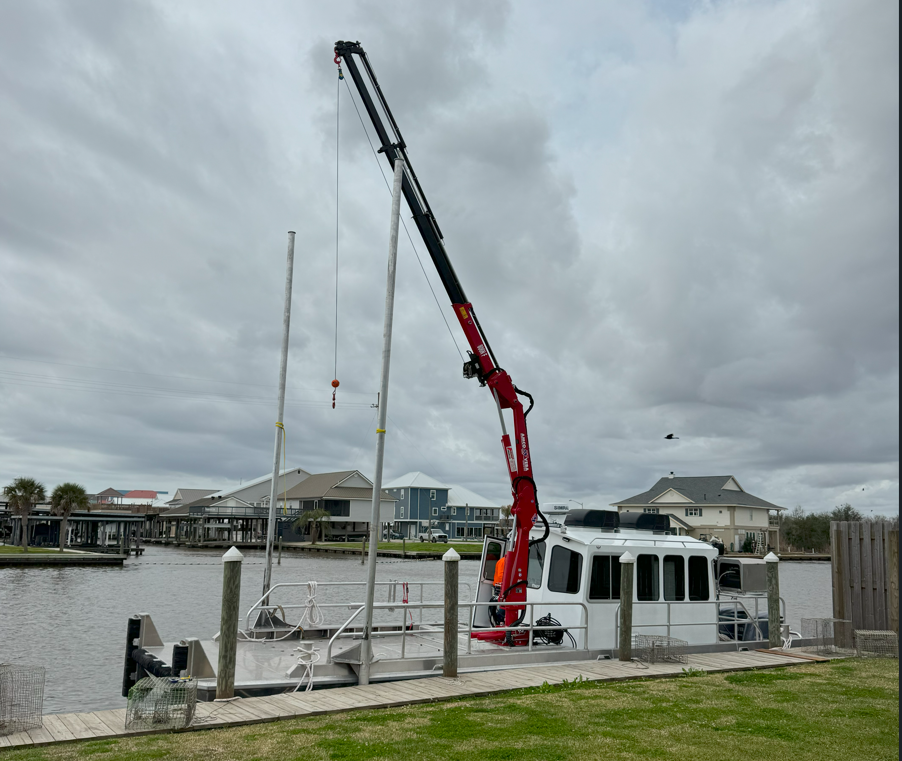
[[830, 521, 899, 648]]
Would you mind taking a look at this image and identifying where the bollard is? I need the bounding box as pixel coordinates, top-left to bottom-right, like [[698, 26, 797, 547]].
[[618, 551, 635, 661], [443, 548, 460, 677], [361, 535, 366, 565], [217, 546, 244, 699], [402, 537, 406, 559], [765, 552, 781, 648]]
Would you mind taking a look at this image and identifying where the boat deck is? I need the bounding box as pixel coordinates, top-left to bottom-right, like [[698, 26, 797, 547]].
[[0, 649, 834, 749]]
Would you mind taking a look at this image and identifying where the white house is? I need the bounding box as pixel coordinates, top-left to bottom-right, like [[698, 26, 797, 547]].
[[611, 474, 785, 553]]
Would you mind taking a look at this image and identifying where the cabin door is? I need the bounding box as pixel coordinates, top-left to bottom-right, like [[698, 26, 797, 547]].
[[472, 535, 508, 628]]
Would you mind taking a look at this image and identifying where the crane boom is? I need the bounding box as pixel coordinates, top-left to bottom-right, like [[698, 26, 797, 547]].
[[334, 40, 547, 639]]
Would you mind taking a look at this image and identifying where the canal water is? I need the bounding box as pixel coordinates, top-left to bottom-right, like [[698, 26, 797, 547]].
[[0, 547, 832, 715]]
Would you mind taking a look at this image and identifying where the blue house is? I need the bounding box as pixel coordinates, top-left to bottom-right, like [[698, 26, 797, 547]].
[[382, 472, 501, 540]]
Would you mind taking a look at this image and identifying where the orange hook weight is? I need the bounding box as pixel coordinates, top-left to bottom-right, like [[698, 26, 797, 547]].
[[332, 379, 339, 409]]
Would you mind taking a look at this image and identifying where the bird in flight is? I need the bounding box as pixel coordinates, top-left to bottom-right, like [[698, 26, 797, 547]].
[[664, 434, 679, 440]]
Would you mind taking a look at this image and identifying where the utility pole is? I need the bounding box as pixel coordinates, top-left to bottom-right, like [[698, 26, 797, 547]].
[[262, 231, 296, 599]]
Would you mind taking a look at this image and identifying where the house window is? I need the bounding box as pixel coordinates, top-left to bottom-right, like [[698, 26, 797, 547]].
[[663, 556, 685, 601], [548, 546, 582, 594], [588, 555, 622, 600], [400, 489, 404, 499], [643, 507, 659, 514], [637, 554, 659, 601], [430, 490, 436, 500], [688, 556, 709, 600], [456, 526, 464, 537], [400, 507, 404, 518], [685, 508, 703, 517], [451, 507, 457, 516], [432, 507, 438, 516], [749, 510, 754, 521]]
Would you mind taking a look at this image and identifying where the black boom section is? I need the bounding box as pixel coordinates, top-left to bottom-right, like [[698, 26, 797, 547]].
[[335, 40, 468, 307]]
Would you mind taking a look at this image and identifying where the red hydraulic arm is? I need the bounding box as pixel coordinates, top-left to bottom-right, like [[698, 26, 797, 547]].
[[334, 41, 548, 640]]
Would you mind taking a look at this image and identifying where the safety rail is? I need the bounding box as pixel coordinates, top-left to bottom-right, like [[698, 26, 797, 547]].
[[613, 595, 788, 649], [325, 599, 589, 664], [244, 581, 473, 631]]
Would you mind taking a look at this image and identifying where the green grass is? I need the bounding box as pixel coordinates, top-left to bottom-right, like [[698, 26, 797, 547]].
[[319, 541, 484, 553], [3, 659, 897, 760], [0, 545, 68, 554]]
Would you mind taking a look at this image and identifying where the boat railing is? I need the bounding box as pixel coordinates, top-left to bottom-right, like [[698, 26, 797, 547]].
[[613, 595, 787, 648], [243, 581, 474, 631], [325, 599, 590, 664]]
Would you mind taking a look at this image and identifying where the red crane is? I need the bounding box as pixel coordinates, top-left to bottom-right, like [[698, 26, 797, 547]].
[[334, 41, 548, 642]]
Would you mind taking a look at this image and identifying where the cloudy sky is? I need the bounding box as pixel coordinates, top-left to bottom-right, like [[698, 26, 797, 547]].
[[0, 0, 897, 516]]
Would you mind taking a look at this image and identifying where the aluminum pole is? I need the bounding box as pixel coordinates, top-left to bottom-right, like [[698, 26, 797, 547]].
[[262, 231, 296, 598], [359, 158, 405, 685]]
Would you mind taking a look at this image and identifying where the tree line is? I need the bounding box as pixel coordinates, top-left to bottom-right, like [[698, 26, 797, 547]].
[[780, 503, 899, 553], [3, 477, 90, 552]]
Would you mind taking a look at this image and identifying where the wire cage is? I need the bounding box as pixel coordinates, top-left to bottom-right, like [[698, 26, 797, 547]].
[[854, 630, 899, 659], [0, 664, 45, 736], [125, 676, 197, 731], [800, 618, 849, 655], [632, 634, 689, 665]]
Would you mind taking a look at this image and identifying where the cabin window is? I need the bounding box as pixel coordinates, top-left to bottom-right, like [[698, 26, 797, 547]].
[[588, 555, 622, 600], [663, 556, 685, 601], [482, 541, 504, 581], [718, 561, 741, 590], [527, 541, 546, 589], [636, 554, 659, 601], [688, 556, 710, 600], [548, 546, 583, 594]]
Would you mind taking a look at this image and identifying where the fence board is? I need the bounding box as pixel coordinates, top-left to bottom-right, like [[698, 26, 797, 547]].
[[861, 522, 874, 630], [888, 530, 899, 633], [872, 522, 886, 630], [849, 522, 862, 635]]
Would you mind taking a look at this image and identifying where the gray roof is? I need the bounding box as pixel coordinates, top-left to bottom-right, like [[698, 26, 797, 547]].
[[167, 488, 218, 506], [613, 476, 784, 510], [282, 471, 394, 502]]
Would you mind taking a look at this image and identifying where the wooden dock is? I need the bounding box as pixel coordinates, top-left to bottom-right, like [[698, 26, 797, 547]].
[[0, 649, 833, 749]]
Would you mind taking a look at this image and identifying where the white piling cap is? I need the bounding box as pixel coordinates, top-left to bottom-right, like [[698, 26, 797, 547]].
[[764, 551, 779, 563], [222, 546, 244, 563], [619, 551, 635, 564], [443, 547, 461, 562]]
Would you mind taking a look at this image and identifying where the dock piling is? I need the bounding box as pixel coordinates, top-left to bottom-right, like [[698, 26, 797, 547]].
[[217, 546, 244, 699], [618, 552, 635, 661], [765, 552, 781, 648], [443, 547, 460, 677]]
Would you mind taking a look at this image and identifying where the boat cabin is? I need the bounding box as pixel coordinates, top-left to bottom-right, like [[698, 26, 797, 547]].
[[474, 509, 720, 649]]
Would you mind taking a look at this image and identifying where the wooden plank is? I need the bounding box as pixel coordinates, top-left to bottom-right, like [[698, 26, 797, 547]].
[[40, 715, 77, 743], [56, 713, 98, 740], [840, 522, 853, 647], [77, 713, 117, 737], [25, 725, 56, 745], [0, 734, 11, 748], [245, 695, 301, 717], [888, 529, 900, 633], [850, 522, 863, 633], [873, 522, 886, 629], [2, 730, 33, 747], [89, 711, 125, 734], [861, 521, 874, 630], [225, 699, 278, 721], [831, 522, 845, 644]]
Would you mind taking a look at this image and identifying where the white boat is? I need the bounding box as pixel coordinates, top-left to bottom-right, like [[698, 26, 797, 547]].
[[123, 509, 785, 701]]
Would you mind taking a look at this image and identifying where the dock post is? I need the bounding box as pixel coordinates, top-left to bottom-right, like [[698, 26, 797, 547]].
[[618, 551, 635, 661], [217, 546, 244, 699], [765, 551, 781, 648], [402, 537, 406, 559], [361, 535, 367, 565], [443, 547, 460, 677]]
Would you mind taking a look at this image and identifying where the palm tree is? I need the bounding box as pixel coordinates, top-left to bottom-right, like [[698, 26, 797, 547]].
[[292, 508, 331, 545], [50, 483, 90, 552], [4, 477, 47, 552]]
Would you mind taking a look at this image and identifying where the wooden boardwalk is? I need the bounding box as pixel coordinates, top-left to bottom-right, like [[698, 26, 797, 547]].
[[0, 649, 831, 749]]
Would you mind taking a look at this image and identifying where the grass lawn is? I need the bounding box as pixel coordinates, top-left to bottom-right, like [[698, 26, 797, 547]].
[[4, 659, 897, 761], [319, 541, 484, 553], [0, 545, 66, 554]]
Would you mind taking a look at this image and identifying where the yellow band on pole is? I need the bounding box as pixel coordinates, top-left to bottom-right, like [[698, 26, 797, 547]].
[[376, 428, 386, 434]]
